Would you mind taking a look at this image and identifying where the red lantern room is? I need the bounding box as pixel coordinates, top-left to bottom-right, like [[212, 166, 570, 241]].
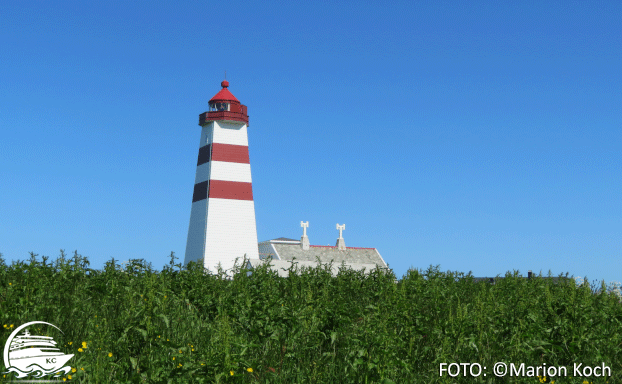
[[199, 80, 249, 126]]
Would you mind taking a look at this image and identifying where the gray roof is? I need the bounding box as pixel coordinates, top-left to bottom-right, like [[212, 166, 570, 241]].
[[257, 238, 388, 272], [274, 243, 386, 266], [247, 259, 383, 277]]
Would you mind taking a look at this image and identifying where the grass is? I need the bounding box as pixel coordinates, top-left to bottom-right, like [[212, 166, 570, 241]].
[[0, 250, 620, 383]]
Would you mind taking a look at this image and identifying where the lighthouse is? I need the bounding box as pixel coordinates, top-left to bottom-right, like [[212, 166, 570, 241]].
[[184, 79, 259, 273]]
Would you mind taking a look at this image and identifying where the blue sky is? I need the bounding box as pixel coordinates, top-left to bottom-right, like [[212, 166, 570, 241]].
[[1, 1, 620, 285]]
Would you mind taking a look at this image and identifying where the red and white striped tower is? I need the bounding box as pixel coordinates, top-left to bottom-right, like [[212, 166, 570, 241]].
[[184, 79, 259, 273]]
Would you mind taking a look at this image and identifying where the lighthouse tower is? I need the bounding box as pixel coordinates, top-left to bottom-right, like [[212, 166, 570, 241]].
[[184, 79, 259, 273]]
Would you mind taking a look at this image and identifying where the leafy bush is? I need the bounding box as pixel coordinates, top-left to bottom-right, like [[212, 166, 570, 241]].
[[0, 251, 620, 383]]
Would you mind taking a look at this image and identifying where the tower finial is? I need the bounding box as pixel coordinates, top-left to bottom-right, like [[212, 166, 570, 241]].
[[336, 223, 346, 250], [300, 221, 310, 250]]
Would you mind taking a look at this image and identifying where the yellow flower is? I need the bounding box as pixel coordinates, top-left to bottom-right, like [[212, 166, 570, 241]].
[[63, 379, 66, 382], [72, 368, 76, 373], [78, 348, 83, 352], [3, 325, 6, 328], [81, 367, 84, 371], [108, 352, 113, 357], [192, 348, 194, 351], [230, 371, 234, 376], [173, 357, 175, 360], [247, 367, 253, 373], [9, 324, 13, 328], [69, 341, 73, 345], [68, 375, 72, 379], [82, 341, 87, 349], [8, 283, 11, 285], [158, 335, 161, 338]]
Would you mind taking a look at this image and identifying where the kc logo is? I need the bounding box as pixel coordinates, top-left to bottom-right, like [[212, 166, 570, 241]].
[[2, 321, 74, 379]]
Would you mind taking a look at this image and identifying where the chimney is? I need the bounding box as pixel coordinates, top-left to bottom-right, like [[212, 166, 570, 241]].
[[300, 221, 309, 250], [335, 223, 346, 250], [528, 270, 532, 279]]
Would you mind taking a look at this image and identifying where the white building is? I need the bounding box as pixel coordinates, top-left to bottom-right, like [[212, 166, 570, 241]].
[[251, 222, 389, 277]]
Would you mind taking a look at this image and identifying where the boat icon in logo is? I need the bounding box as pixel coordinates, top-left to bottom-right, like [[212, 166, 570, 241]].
[[3, 321, 73, 379]]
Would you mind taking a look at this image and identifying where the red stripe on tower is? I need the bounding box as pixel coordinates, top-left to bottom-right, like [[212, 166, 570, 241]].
[[209, 180, 253, 200], [195, 143, 251, 166], [211, 143, 250, 163]]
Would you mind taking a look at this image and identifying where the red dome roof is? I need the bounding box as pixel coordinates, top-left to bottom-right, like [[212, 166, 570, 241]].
[[209, 80, 239, 103]]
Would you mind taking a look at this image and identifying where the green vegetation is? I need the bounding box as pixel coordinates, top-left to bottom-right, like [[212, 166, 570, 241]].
[[0, 251, 620, 383]]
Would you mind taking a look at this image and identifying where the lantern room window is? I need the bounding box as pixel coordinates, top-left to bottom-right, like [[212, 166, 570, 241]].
[[209, 102, 229, 112]]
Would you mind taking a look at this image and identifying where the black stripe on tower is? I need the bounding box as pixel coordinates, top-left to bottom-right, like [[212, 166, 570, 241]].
[[197, 144, 211, 166], [192, 181, 208, 202]]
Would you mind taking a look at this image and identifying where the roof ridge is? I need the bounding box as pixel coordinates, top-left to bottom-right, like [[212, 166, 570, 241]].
[[308, 245, 375, 250]]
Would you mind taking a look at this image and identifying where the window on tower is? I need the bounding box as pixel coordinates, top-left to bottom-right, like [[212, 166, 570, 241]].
[[209, 102, 229, 112]]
